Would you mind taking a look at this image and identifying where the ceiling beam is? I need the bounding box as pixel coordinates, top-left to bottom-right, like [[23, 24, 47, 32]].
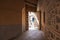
[[25, 0, 37, 7]]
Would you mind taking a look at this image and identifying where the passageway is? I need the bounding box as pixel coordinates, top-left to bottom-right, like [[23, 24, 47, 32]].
[[17, 30, 45, 40], [28, 12, 39, 30]]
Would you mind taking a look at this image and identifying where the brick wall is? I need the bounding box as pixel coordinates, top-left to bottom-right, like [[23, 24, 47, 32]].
[[37, 0, 60, 40]]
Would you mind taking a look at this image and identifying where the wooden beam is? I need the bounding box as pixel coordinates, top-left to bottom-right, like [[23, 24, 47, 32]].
[[25, 1, 37, 7]]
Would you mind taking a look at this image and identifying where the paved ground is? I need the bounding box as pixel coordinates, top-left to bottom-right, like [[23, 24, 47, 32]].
[[17, 30, 45, 40]]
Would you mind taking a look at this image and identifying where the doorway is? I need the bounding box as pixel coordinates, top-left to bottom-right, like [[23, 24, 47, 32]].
[[28, 11, 39, 30]]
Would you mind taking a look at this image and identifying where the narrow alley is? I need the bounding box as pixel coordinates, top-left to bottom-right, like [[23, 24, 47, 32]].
[[0, 0, 60, 40]]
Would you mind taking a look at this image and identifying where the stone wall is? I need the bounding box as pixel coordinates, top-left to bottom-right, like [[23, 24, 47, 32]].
[[37, 0, 60, 40]]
